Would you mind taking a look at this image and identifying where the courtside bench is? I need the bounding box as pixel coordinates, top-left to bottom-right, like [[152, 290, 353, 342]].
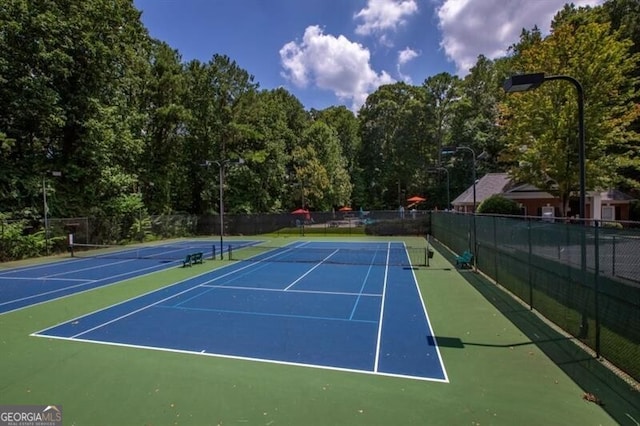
[[455, 250, 473, 269], [182, 252, 204, 267]]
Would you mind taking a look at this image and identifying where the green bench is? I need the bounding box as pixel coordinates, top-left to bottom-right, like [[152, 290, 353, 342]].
[[182, 252, 204, 267], [455, 250, 473, 269], [192, 252, 203, 264]]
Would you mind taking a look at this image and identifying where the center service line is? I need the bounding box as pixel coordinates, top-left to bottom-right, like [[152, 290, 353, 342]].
[[283, 249, 339, 291], [373, 242, 391, 373]]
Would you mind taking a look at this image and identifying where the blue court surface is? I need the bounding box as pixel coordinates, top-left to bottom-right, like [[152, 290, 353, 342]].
[[0, 240, 254, 315], [26, 241, 447, 381]]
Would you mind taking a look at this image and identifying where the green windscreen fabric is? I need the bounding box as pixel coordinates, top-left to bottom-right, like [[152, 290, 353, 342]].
[[432, 211, 640, 383]]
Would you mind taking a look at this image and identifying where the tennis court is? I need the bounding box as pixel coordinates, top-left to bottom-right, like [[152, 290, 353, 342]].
[[0, 240, 256, 314], [30, 241, 447, 381], [1, 236, 629, 425]]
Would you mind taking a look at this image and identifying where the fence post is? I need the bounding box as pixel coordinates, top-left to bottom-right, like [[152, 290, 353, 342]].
[[612, 235, 616, 277], [579, 222, 589, 339], [528, 217, 533, 310], [493, 215, 498, 282], [594, 221, 601, 357]]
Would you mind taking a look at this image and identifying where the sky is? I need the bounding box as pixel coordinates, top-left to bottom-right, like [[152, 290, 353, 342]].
[[132, 0, 603, 111]]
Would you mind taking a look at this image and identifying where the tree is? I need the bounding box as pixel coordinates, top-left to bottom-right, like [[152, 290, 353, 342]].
[[358, 83, 428, 209], [303, 121, 352, 209], [603, 0, 640, 197], [444, 55, 508, 210], [423, 73, 461, 165], [0, 0, 152, 225], [500, 18, 639, 216], [182, 54, 258, 214], [231, 88, 308, 213], [139, 41, 188, 214]]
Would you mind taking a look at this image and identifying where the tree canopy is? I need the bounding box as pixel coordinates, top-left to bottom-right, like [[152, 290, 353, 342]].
[[0, 0, 638, 236]]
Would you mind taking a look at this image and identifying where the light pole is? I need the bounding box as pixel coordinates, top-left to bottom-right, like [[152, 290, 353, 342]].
[[43, 171, 62, 255], [502, 73, 586, 222], [441, 146, 482, 212], [201, 158, 245, 260], [427, 166, 450, 210], [299, 177, 306, 236], [503, 72, 591, 341], [442, 146, 486, 270]]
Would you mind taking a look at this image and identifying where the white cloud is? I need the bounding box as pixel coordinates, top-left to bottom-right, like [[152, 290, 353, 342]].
[[436, 0, 605, 75], [280, 25, 394, 110], [397, 47, 419, 83], [398, 47, 419, 65], [354, 0, 419, 37]]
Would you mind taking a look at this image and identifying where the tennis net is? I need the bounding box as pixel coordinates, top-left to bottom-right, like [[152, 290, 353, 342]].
[[69, 242, 215, 261], [228, 244, 428, 267]]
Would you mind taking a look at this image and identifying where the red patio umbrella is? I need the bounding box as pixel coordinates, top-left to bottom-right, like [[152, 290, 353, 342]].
[[338, 206, 353, 211], [406, 195, 426, 203], [291, 208, 309, 214]]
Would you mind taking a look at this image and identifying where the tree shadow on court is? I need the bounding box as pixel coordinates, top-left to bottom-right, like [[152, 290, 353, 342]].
[[431, 241, 640, 425], [427, 334, 578, 350]]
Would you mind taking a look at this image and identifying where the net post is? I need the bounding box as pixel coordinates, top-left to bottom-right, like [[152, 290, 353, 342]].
[[228, 244, 232, 260], [212, 245, 216, 260], [68, 233, 74, 257], [425, 234, 431, 267]]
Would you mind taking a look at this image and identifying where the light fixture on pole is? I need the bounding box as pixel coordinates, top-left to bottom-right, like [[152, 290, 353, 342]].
[[502, 73, 585, 222], [503, 72, 591, 343], [427, 166, 450, 210], [43, 171, 62, 255], [201, 158, 245, 260]]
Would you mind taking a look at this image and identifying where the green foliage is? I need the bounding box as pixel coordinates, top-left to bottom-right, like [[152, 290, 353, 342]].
[[477, 195, 522, 215], [423, 73, 461, 165], [501, 16, 640, 215], [0, 214, 44, 260], [358, 82, 429, 209], [1, 0, 639, 262], [600, 221, 623, 229]]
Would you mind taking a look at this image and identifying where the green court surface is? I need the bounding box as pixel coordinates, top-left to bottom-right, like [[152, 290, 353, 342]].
[[0, 236, 635, 425]]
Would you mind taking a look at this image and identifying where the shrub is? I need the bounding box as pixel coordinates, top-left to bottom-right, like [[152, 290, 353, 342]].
[[477, 195, 521, 215]]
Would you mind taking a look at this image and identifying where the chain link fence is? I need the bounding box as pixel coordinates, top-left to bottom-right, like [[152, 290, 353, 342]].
[[431, 211, 640, 384], [3, 209, 638, 384], [1, 210, 430, 260]]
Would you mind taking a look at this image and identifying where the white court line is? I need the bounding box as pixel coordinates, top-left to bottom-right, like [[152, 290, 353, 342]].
[[349, 253, 378, 320], [0, 258, 87, 276], [283, 249, 339, 291], [164, 244, 315, 308], [54, 240, 218, 278], [70, 279, 222, 338], [70, 247, 315, 338], [0, 260, 179, 310], [0, 248, 171, 278], [32, 243, 314, 335], [31, 240, 450, 383], [0, 276, 94, 282], [200, 283, 381, 298], [31, 334, 448, 383], [373, 242, 391, 373], [3, 241, 264, 315], [404, 241, 450, 383], [9, 244, 210, 280], [43, 258, 140, 278]]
